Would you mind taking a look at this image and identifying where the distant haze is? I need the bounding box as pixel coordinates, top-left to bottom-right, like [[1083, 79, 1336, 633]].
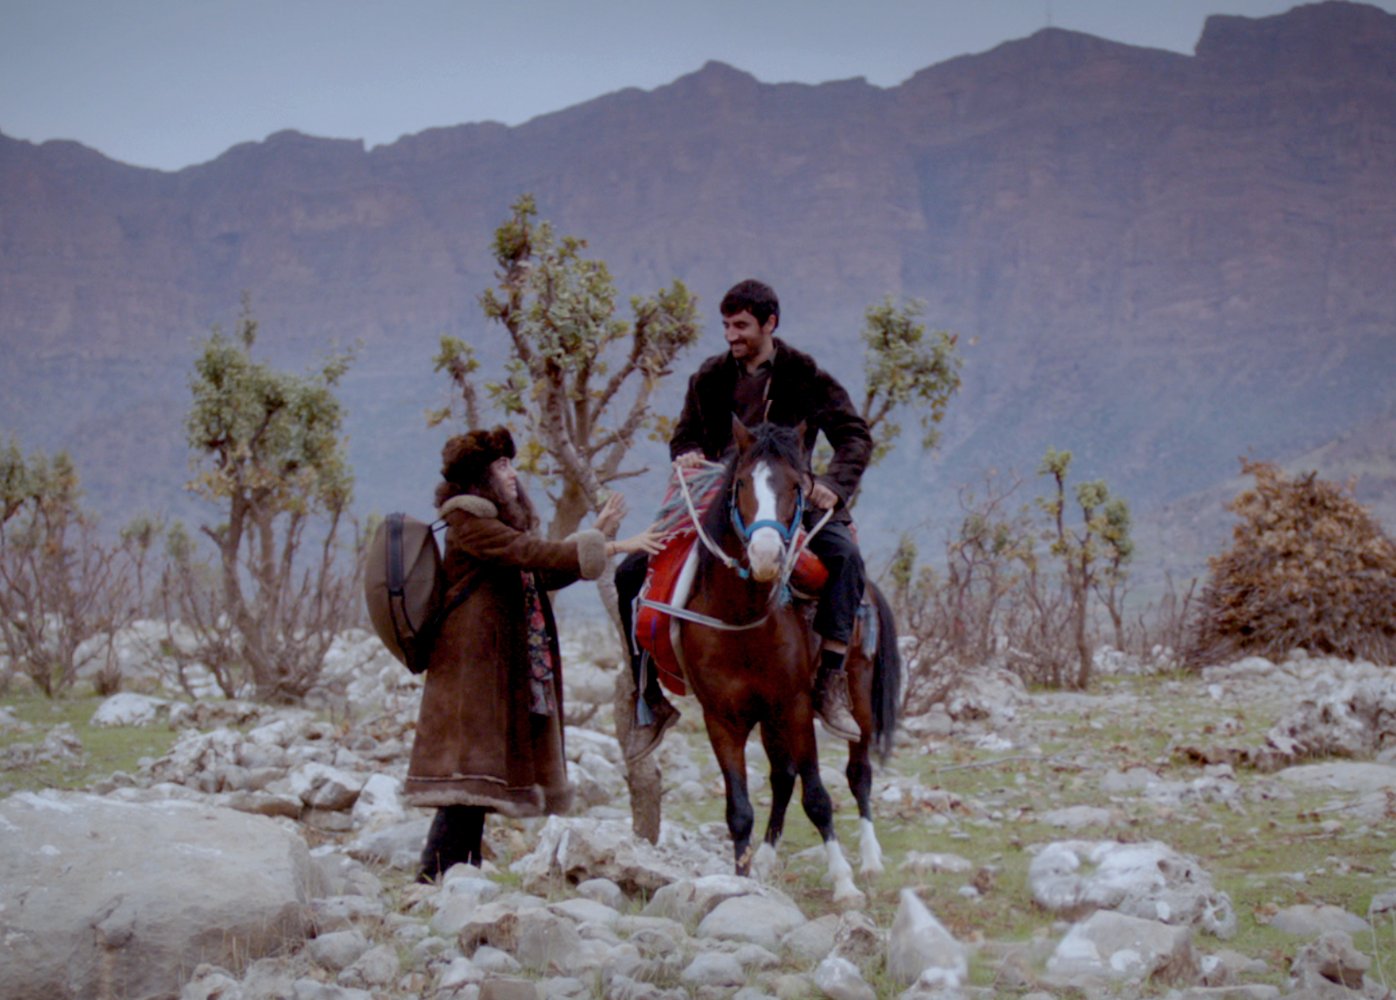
[[5, 0, 1396, 171]]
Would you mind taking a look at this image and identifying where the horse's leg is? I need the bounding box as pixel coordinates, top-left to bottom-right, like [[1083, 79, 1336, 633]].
[[704, 714, 757, 876], [845, 642, 884, 877], [846, 736, 883, 877], [789, 718, 865, 907], [753, 724, 798, 879]]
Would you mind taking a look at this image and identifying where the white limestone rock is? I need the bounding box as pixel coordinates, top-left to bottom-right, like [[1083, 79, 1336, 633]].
[[0, 791, 318, 1000], [1267, 903, 1370, 938], [288, 762, 364, 811], [1029, 839, 1236, 938], [696, 893, 808, 951], [90, 691, 171, 727], [885, 888, 967, 988], [1045, 910, 1197, 986], [349, 772, 405, 828], [813, 955, 877, 1000]]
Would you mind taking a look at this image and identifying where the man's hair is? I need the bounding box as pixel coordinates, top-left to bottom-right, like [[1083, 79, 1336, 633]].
[[720, 279, 779, 328]]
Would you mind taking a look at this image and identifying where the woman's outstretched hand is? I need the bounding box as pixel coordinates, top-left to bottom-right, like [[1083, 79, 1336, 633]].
[[593, 492, 627, 538], [609, 525, 664, 558]]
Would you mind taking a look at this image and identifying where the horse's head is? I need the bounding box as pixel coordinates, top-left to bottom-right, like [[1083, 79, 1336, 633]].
[[728, 417, 809, 583]]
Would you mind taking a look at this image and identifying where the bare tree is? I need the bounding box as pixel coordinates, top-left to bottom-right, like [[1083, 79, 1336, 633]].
[[164, 305, 360, 703], [437, 194, 701, 538], [437, 195, 701, 843], [859, 297, 963, 465], [0, 439, 144, 696], [1037, 448, 1133, 689]]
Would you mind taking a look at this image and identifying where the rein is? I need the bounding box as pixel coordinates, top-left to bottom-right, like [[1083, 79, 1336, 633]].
[[636, 596, 770, 631], [676, 462, 749, 579]]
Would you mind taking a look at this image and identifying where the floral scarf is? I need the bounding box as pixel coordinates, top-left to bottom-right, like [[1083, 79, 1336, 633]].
[[521, 571, 558, 717]]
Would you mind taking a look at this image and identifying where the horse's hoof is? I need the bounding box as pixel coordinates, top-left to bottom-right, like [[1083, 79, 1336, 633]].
[[860, 859, 885, 878], [751, 843, 779, 881], [735, 843, 756, 878]]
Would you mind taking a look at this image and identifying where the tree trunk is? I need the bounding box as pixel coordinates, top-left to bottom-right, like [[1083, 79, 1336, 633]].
[[1073, 558, 1092, 690], [548, 478, 592, 541], [615, 665, 664, 843], [597, 564, 664, 844]]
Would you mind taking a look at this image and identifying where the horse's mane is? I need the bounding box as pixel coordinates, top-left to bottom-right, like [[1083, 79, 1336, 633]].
[[696, 422, 807, 577]]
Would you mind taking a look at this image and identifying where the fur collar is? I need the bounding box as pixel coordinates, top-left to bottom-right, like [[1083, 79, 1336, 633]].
[[438, 494, 497, 519]]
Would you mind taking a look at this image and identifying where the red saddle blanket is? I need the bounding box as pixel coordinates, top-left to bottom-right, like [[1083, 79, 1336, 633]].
[[634, 533, 828, 697]]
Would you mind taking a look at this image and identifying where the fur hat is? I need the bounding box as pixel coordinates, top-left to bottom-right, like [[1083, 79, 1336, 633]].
[[441, 426, 516, 490]]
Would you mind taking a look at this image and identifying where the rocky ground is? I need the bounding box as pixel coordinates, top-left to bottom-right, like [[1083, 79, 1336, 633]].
[[2, 624, 1395, 1000]]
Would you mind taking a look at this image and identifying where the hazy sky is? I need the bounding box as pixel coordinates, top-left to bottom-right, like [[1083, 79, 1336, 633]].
[[3, 0, 1392, 172]]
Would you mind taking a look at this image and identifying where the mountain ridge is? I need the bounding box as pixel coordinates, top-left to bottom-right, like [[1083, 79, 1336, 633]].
[[2, 1, 1393, 590]]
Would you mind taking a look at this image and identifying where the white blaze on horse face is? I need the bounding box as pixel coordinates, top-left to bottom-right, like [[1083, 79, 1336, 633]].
[[746, 460, 785, 582]]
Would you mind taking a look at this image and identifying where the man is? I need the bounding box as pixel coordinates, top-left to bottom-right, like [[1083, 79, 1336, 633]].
[[617, 278, 873, 762]]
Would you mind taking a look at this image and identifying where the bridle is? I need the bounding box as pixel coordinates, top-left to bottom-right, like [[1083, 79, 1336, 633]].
[[731, 478, 805, 546], [640, 456, 832, 632]]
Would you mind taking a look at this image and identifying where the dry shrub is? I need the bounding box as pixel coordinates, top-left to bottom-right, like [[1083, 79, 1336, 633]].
[[1186, 460, 1396, 667]]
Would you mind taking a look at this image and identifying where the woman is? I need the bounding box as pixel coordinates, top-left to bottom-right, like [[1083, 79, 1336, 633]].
[[406, 426, 661, 881]]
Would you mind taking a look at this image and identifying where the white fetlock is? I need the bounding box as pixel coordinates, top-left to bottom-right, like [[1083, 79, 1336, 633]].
[[751, 841, 779, 882], [825, 840, 865, 908], [859, 818, 884, 877]]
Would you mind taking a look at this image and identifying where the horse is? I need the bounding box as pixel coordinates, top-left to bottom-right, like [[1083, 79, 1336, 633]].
[[667, 417, 900, 905]]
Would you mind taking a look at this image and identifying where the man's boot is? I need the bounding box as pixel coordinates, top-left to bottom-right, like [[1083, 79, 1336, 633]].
[[814, 647, 859, 740], [622, 671, 680, 764]]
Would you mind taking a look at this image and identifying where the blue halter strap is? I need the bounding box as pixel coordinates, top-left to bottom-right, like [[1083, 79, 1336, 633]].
[[731, 486, 805, 545]]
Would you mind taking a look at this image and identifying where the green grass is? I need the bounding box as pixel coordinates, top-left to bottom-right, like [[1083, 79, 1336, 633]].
[[0, 691, 180, 795], [656, 670, 1396, 996]]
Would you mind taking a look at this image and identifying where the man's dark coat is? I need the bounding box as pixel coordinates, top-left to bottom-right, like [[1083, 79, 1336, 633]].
[[670, 336, 873, 511]]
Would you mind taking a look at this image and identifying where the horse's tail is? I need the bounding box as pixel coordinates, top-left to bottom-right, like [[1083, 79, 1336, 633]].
[[867, 581, 901, 762]]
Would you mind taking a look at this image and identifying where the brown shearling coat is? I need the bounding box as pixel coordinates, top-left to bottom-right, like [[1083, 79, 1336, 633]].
[[403, 494, 607, 816]]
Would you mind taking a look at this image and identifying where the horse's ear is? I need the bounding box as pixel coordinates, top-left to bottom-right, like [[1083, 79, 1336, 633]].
[[731, 415, 754, 453], [793, 421, 810, 460]]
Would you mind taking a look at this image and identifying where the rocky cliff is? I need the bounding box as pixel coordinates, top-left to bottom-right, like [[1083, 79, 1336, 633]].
[[2, 1, 1393, 585]]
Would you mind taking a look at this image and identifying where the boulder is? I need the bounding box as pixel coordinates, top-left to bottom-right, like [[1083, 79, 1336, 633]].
[[90, 691, 170, 727], [1266, 661, 1396, 758], [510, 816, 727, 896], [780, 913, 840, 964], [345, 816, 432, 870], [1046, 910, 1197, 986], [349, 772, 405, 828], [1029, 839, 1236, 938], [1290, 931, 1371, 992], [1274, 761, 1396, 795], [644, 873, 780, 925], [885, 888, 967, 988], [679, 951, 746, 988], [288, 762, 363, 811], [832, 909, 883, 964], [0, 791, 319, 1000], [1267, 903, 1369, 938], [696, 893, 807, 950], [813, 955, 876, 1000]]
